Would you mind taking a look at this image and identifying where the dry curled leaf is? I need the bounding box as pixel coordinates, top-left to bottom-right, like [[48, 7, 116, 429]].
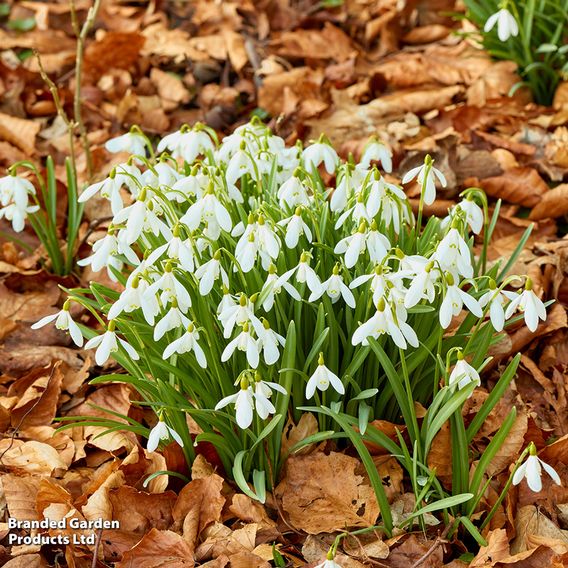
[[530, 184, 568, 221], [275, 451, 380, 534]]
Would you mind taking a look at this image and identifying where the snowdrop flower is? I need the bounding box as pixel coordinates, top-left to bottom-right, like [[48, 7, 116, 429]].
[[154, 301, 190, 341], [180, 185, 232, 240], [439, 274, 483, 329], [278, 252, 322, 295], [457, 197, 484, 235], [84, 321, 140, 366], [168, 168, 208, 202], [478, 279, 508, 332], [315, 559, 342, 568], [108, 275, 157, 324], [350, 265, 405, 305], [253, 373, 287, 420], [195, 251, 229, 296], [257, 319, 286, 365], [145, 263, 192, 312], [157, 125, 215, 163], [77, 231, 121, 274], [222, 322, 260, 368], [215, 379, 255, 429], [503, 278, 547, 332], [335, 220, 390, 268], [0, 202, 39, 232], [484, 8, 519, 42], [302, 138, 339, 174], [32, 301, 83, 347], [146, 230, 196, 272], [0, 174, 36, 208], [401, 155, 446, 206], [404, 260, 440, 309], [352, 297, 418, 349], [359, 136, 392, 172], [218, 293, 262, 339], [278, 207, 312, 249], [330, 165, 367, 213], [309, 264, 356, 308], [142, 161, 180, 189], [162, 322, 207, 367], [277, 173, 311, 208], [78, 171, 124, 214], [147, 419, 184, 452], [335, 194, 372, 230], [512, 443, 561, 493], [448, 351, 480, 392], [260, 265, 301, 311], [433, 225, 473, 279], [105, 130, 147, 157], [226, 142, 257, 185], [306, 353, 345, 399]]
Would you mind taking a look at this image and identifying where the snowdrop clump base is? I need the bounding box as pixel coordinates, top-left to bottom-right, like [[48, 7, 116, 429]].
[[35, 120, 553, 538]]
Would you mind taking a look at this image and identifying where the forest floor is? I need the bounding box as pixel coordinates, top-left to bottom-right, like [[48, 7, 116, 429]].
[[1, 0, 568, 566]]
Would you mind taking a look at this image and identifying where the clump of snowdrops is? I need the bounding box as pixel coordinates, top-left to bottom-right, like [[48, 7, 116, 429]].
[[462, 0, 568, 105], [30, 119, 557, 540]]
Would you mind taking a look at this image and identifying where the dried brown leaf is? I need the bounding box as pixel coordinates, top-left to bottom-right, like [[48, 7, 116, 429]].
[[529, 184, 568, 221], [275, 451, 380, 534]]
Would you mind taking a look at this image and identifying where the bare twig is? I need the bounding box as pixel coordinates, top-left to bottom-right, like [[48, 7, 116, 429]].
[[91, 527, 103, 568], [410, 533, 449, 568], [71, 0, 102, 181]]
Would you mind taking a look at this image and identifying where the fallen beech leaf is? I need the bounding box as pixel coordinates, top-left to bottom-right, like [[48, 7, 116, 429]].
[[0, 112, 41, 155], [3, 555, 47, 568], [81, 470, 124, 522], [486, 411, 528, 476], [195, 523, 258, 561], [116, 528, 194, 568], [511, 505, 568, 554], [223, 30, 248, 72], [10, 363, 63, 428], [172, 474, 225, 549], [465, 168, 548, 208], [0, 439, 67, 475], [280, 412, 318, 457], [109, 486, 177, 532], [0, 474, 41, 520], [150, 68, 190, 105], [0, 346, 85, 374], [471, 529, 510, 566], [228, 552, 270, 568], [275, 451, 380, 534], [229, 494, 277, 531], [529, 184, 568, 220], [386, 534, 443, 567], [426, 421, 453, 483]]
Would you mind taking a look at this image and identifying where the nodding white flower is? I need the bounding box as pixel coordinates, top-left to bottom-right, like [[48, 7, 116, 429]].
[[457, 198, 484, 235], [513, 443, 561, 493], [334, 220, 390, 268], [350, 266, 406, 305], [145, 264, 192, 312], [309, 265, 356, 308], [439, 275, 483, 329], [146, 233, 196, 272], [484, 8, 519, 42], [448, 352, 480, 392], [253, 375, 287, 420], [157, 126, 215, 163], [147, 419, 184, 452], [226, 144, 257, 185], [335, 194, 372, 230], [257, 319, 286, 365], [112, 191, 166, 245], [306, 354, 345, 399], [108, 276, 157, 324], [154, 302, 190, 341], [162, 322, 207, 367], [330, 165, 367, 213], [302, 139, 339, 174], [404, 260, 440, 308], [0, 202, 39, 232], [105, 131, 147, 157], [218, 294, 263, 339], [277, 173, 311, 209], [195, 252, 229, 296], [433, 226, 473, 279], [478, 281, 508, 332], [222, 322, 260, 368], [168, 169, 208, 202], [215, 382, 255, 429], [315, 559, 342, 568], [352, 297, 419, 349], [84, 322, 140, 366], [0, 174, 36, 208], [142, 161, 180, 189], [278, 252, 322, 295], [503, 279, 547, 332], [235, 215, 280, 272], [77, 231, 122, 275], [279, 208, 313, 249], [114, 162, 143, 195], [360, 137, 393, 172], [78, 174, 123, 214], [402, 156, 446, 206], [260, 265, 301, 311], [180, 186, 232, 240], [32, 302, 83, 347]]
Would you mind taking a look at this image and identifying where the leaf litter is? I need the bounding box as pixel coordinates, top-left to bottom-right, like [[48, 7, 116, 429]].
[[1, 0, 568, 566]]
